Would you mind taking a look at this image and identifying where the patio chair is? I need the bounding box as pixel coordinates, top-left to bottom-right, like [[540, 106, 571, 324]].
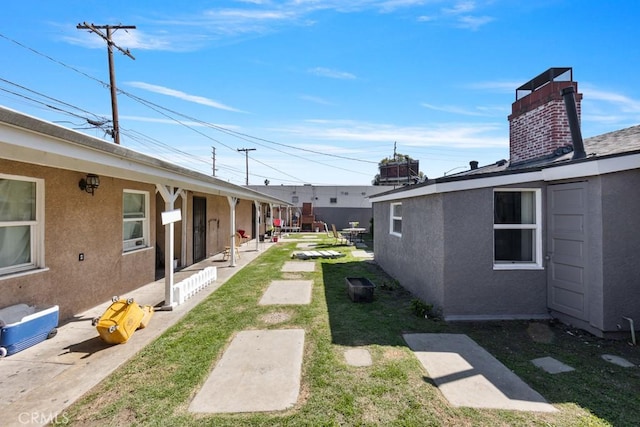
[[331, 224, 347, 245], [223, 234, 242, 260], [272, 218, 282, 235], [237, 229, 251, 244]]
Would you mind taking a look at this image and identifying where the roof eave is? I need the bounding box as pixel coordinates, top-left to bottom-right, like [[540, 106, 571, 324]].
[[0, 106, 290, 206], [369, 151, 640, 202]]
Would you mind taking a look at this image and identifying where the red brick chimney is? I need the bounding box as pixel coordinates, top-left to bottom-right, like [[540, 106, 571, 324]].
[[508, 68, 582, 165]]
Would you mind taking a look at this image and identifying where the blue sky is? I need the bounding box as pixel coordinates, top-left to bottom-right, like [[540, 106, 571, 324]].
[[1, 1, 639, 186]]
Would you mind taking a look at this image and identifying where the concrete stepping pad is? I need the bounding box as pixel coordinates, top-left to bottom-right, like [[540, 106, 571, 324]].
[[281, 261, 316, 272], [291, 250, 344, 260], [259, 280, 313, 305], [351, 250, 373, 259], [344, 348, 372, 367], [189, 329, 305, 413], [601, 354, 636, 367], [531, 356, 575, 374], [296, 242, 317, 248], [404, 333, 557, 412]]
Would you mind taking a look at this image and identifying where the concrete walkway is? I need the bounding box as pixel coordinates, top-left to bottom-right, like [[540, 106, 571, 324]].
[[258, 280, 313, 305], [190, 260, 314, 413], [189, 329, 305, 413], [404, 333, 557, 412], [0, 240, 272, 427]]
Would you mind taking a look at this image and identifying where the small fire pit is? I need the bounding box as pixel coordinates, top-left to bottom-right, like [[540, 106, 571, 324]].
[[345, 277, 375, 302]]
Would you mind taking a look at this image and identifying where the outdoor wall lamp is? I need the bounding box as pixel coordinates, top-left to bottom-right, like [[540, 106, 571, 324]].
[[79, 174, 100, 196]]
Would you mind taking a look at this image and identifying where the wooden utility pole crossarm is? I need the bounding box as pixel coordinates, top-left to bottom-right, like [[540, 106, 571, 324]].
[[77, 22, 136, 145]]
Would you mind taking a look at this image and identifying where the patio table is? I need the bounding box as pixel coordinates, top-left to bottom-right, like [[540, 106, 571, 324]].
[[342, 227, 366, 243]]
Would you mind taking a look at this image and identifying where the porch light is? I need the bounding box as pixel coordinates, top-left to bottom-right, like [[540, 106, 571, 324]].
[[79, 173, 100, 196]]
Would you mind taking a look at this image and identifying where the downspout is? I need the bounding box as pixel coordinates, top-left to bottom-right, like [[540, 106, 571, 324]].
[[623, 317, 636, 345], [561, 86, 586, 160]]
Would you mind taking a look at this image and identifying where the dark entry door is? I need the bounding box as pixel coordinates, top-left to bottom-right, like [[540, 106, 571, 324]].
[[546, 182, 588, 321], [251, 202, 257, 239], [193, 197, 207, 263]]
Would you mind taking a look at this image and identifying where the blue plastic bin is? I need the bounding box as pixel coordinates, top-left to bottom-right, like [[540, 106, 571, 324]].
[[0, 304, 59, 358]]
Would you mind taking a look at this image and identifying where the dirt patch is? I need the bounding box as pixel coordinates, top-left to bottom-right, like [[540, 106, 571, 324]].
[[382, 347, 407, 361], [260, 311, 292, 324], [282, 272, 303, 279], [527, 322, 555, 343]]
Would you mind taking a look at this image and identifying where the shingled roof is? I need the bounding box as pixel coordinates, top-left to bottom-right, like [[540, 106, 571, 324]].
[[583, 124, 640, 157], [449, 122, 640, 179], [369, 122, 640, 200]]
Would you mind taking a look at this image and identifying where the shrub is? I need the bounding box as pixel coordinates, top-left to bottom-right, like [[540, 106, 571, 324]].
[[379, 279, 400, 291], [410, 299, 434, 319]]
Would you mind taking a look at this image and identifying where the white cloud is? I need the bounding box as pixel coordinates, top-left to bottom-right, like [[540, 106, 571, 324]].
[[583, 87, 640, 113], [299, 94, 334, 105], [378, 0, 429, 13], [421, 102, 489, 116], [466, 80, 521, 92], [67, 26, 196, 52], [443, 1, 477, 15], [65, 1, 498, 52], [121, 115, 206, 127], [126, 81, 245, 112], [272, 119, 507, 148], [236, 0, 270, 4], [204, 8, 294, 21], [308, 67, 357, 79], [455, 15, 494, 30], [120, 115, 241, 129]]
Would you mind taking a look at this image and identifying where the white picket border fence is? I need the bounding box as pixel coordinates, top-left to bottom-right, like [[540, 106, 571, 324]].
[[173, 267, 217, 305]]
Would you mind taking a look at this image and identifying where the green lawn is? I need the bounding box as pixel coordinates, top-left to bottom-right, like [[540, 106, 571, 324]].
[[60, 234, 640, 426]]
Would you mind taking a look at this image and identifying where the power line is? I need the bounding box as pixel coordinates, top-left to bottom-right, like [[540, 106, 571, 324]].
[[119, 91, 373, 178], [0, 32, 383, 183], [2, 31, 378, 165], [0, 80, 111, 136]]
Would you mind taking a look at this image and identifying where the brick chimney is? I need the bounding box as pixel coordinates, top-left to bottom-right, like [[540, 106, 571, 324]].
[[508, 68, 582, 165]]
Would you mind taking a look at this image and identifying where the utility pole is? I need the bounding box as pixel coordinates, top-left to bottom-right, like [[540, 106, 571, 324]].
[[77, 22, 136, 145], [237, 148, 256, 185], [212, 146, 217, 177]]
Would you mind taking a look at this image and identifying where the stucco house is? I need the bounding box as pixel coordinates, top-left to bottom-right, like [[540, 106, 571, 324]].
[[0, 106, 288, 321], [370, 68, 640, 338]]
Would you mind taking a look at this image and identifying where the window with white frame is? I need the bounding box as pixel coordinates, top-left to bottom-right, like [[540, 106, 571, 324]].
[[390, 202, 402, 236], [123, 190, 149, 252], [0, 175, 44, 275], [493, 189, 542, 269]]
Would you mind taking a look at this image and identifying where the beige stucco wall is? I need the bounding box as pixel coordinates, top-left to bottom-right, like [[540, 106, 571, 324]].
[[195, 193, 254, 258], [155, 192, 256, 265], [1, 159, 155, 320]]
